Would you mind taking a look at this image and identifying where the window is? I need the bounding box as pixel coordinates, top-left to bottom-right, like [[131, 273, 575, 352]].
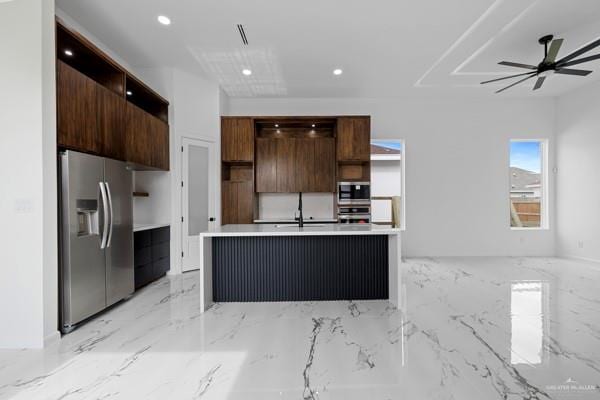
[[370, 139, 405, 229], [509, 140, 548, 229]]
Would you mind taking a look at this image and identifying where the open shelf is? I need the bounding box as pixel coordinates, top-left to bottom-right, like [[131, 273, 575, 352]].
[[338, 162, 370, 181], [56, 22, 125, 96], [222, 163, 253, 183], [125, 74, 169, 122], [255, 118, 336, 139]]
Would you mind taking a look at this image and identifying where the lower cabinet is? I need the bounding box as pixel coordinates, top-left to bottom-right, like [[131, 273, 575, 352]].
[[134, 226, 170, 290], [222, 181, 254, 224]]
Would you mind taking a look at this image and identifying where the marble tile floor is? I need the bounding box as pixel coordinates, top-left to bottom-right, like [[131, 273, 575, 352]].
[[1, 257, 600, 399]]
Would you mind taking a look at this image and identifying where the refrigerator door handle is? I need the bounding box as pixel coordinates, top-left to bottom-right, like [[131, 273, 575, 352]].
[[105, 182, 114, 248], [99, 182, 109, 249]]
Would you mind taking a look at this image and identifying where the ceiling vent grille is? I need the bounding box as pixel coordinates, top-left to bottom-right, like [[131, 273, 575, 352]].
[[237, 24, 249, 45]]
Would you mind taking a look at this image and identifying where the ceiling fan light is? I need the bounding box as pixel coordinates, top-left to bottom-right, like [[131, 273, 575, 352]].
[[538, 69, 555, 78]]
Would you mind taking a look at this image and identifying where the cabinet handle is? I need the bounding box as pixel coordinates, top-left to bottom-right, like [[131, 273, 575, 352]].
[[209, 217, 216, 222]]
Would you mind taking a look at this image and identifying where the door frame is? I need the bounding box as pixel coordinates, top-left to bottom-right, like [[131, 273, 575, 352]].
[[180, 136, 216, 272]]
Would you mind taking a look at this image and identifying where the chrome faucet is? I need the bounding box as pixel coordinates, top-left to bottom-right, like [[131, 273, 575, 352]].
[[297, 192, 304, 227]]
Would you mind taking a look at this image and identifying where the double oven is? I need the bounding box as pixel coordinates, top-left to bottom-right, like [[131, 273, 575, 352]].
[[337, 182, 371, 224]]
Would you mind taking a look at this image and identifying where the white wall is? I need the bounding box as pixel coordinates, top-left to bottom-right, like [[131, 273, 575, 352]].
[[227, 97, 556, 257], [556, 80, 600, 263], [135, 68, 223, 274], [0, 0, 57, 348]]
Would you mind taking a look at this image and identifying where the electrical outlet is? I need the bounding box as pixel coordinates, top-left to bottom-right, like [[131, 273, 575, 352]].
[[14, 199, 33, 214], [578, 241, 584, 249]]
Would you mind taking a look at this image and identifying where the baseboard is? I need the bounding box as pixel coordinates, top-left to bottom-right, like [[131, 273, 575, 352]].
[[561, 254, 600, 270], [44, 330, 61, 347]]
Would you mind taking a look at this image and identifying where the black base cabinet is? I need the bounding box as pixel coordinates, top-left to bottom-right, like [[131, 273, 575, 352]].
[[134, 226, 170, 289]]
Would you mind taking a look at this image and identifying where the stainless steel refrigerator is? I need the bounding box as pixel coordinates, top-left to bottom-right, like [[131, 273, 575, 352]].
[[59, 150, 133, 333]]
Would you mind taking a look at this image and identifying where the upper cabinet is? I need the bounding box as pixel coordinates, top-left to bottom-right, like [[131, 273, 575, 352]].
[[254, 119, 336, 193], [57, 61, 100, 154], [221, 118, 254, 162], [96, 84, 126, 161], [336, 116, 371, 162], [56, 21, 169, 170]]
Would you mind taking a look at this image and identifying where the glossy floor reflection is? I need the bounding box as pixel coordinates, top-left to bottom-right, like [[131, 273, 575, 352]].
[[1, 257, 599, 399]]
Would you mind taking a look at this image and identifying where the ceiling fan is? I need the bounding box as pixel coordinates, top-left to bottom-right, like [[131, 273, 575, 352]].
[[481, 34, 600, 93]]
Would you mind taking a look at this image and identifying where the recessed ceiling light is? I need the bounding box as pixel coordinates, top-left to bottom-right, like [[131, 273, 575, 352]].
[[242, 69, 252, 76], [126, 91, 133, 96], [64, 49, 73, 56], [333, 68, 343, 76], [157, 15, 171, 25]]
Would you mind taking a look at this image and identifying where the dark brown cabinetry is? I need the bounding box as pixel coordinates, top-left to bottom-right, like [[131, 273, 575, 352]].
[[97, 84, 126, 160], [313, 137, 336, 192], [222, 118, 254, 162], [125, 103, 169, 170], [255, 137, 335, 193], [255, 138, 277, 192], [337, 117, 370, 161], [222, 181, 254, 224], [220, 115, 369, 224], [57, 61, 99, 154], [56, 21, 169, 170]]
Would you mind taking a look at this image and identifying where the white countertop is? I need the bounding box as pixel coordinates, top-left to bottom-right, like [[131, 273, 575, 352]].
[[200, 224, 401, 237], [133, 223, 170, 232], [253, 218, 338, 224]]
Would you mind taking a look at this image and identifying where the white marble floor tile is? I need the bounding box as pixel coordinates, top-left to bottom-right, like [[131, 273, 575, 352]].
[[1, 257, 600, 399]]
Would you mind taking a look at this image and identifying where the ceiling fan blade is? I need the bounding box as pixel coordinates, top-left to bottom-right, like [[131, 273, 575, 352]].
[[557, 37, 600, 64], [555, 68, 593, 76], [544, 38, 564, 63], [533, 76, 545, 90], [495, 74, 536, 93], [559, 53, 600, 68], [498, 61, 537, 69], [480, 71, 536, 85]]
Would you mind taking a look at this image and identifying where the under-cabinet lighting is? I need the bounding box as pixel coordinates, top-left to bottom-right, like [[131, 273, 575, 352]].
[[311, 124, 316, 128], [126, 91, 133, 96], [275, 124, 279, 128], [64, 49, 73, 57]]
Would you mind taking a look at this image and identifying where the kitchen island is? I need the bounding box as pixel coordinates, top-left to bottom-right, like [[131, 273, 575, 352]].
[[199, 224, 402, 312]]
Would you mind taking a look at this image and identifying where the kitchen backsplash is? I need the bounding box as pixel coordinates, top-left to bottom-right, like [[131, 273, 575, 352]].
[[258, 193, 334, 220]]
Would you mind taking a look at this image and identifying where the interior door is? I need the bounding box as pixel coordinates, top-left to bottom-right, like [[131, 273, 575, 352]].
[[182, 138, 215, 272]]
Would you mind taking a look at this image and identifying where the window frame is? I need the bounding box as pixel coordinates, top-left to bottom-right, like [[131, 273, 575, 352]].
[[509, 139, 549, 231], [370, 139, 406, 231]]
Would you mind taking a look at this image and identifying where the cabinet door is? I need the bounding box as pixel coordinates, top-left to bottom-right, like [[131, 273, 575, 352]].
[[352, 117, 370, 161], [256, 138, 277, 192], [336, 117, 370, 161], [295, 138, 315, 193], [336, 118, 354, 161], [125, 102, 152, 166], [221, 182, 235, 225], [236, 181, 254, 223], [150, 116, 169, 170], [276, 138, 296, 192], [313, 138, 335, 192], [57, 61, 99, 153], [97, 84, 126, 160], [221, 118, 254, 162], [221, 181, 254, 224]]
